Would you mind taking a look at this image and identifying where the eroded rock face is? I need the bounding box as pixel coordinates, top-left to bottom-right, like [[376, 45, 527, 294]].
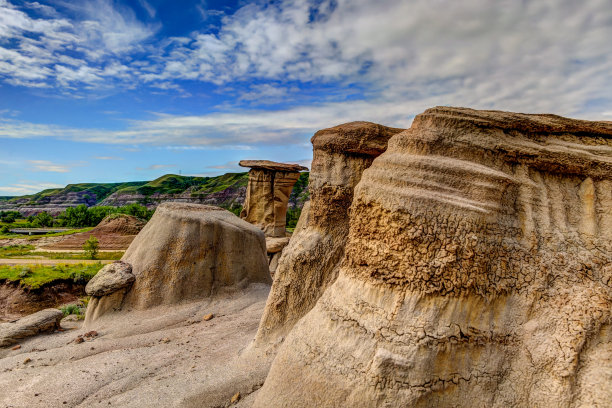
[[85, 202, 271, 323], [254, 122, 404, 344], [239, 160, 308, 237], [254, 108, 612, 407]]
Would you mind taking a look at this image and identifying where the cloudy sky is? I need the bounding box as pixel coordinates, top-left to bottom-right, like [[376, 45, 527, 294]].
[[0, 0, 611, 195]]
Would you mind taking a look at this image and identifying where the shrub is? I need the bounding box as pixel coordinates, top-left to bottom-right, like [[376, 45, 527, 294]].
[[83, 236, 99, 259], [19, 267, 32, 278], [60, 303, 85, 319]]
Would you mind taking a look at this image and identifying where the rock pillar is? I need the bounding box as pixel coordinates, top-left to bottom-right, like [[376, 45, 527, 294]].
[[253, 122, 404, 345], [239, 160, 308, 237]]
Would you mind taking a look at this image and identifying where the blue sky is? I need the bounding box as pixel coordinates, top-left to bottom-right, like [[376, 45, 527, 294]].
[[0, 0, 611, 195]]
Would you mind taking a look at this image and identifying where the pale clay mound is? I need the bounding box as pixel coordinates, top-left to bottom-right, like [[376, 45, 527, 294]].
[[86, 202, 271, 323], [254, 107, 612, 407]]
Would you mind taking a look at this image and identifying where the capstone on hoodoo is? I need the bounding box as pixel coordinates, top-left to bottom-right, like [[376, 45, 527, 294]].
[[239, 160, 308, 238]]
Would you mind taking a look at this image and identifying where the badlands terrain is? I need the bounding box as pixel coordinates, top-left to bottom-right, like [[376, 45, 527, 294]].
[[0, 106, 611, 407]]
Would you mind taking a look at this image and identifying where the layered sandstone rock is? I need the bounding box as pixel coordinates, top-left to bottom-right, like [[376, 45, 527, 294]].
[[85, 202, 271, 324], [255, 108, 612, 407], [239, 160, 308, 237], [254, 122, 404, 344]]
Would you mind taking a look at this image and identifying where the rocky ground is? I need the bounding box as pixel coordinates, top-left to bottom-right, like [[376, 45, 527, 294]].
[[0, 283, 273, 408]]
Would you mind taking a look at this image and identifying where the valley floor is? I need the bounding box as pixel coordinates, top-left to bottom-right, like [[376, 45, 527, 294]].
[[0, 283, 272, 408]]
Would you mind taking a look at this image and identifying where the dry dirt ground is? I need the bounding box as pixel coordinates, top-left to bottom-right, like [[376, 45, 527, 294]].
[[0, 283, 273, 408]]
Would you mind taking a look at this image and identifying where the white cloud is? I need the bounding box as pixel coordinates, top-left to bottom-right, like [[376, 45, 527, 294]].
[[0, 181, 63, 195], [2, 88, 612, 150], [137, 0, 156, 18], [0, 0, 609, 133], [28, 160, 71, 173], [207, 161, 240, 170], [94, 156, 123, 160], [136, 164, 176, 171], [0, 0, 157, 89]]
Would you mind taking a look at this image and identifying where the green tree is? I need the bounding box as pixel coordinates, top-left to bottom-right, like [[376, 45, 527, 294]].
[[61, 204, 90, 227], [88, 206, 115, 226], [0, 211, 20, 223], [118, 203, 154, 220], [83, 235, 99, 260], [32, 211, 53, 227]]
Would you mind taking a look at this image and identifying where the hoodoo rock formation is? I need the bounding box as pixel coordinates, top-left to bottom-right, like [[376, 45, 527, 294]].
[[254, 108, 612, 407], [85, 202, 271, 323], [239, 160, 308, 237], [254, 122, 404, 344]]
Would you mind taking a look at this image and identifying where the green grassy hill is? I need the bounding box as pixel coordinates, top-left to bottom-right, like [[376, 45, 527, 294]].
[[0, 172, 309, 216], [113, 173, 249, 197], [5, 181, 148, 205]]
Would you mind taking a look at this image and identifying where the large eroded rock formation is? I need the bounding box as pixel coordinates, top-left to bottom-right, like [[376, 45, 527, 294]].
[[254, 107, 612, 407], [86, 202, 271, 323], [239, 160, 308, 237], [254, 122, 404, 344]]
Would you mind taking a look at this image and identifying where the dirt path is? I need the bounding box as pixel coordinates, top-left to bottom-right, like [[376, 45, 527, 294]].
[[0, 259, 115, 265]]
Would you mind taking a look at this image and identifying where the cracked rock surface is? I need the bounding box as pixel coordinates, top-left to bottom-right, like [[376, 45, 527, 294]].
[[254, 107, 612, 407], [254, 122, 403, 345]]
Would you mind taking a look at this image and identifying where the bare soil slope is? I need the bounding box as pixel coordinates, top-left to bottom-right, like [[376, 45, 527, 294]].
[[43, 215, 146, 251]]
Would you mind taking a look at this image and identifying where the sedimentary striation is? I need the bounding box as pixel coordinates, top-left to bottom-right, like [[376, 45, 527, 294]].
[[239, 160, 308, 237], [254, 122, 404, 344], [254, 107, 612, 407], [86, 202, 271, 323]]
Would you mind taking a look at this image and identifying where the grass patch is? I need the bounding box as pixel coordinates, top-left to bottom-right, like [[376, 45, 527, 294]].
[[0, 244, 35, 257], [0, 263, 104, 289], [0, 227, 93, 240], [0, 244, 123, 260]]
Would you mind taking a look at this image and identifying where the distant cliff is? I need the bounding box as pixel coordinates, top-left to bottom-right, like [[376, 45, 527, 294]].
[[0, 172, 309, 216]]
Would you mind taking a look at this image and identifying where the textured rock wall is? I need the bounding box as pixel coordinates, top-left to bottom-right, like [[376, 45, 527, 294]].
[[254, 122, 404, 344], [86, 202, 271, 322], [254, 107, 612, 407]]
